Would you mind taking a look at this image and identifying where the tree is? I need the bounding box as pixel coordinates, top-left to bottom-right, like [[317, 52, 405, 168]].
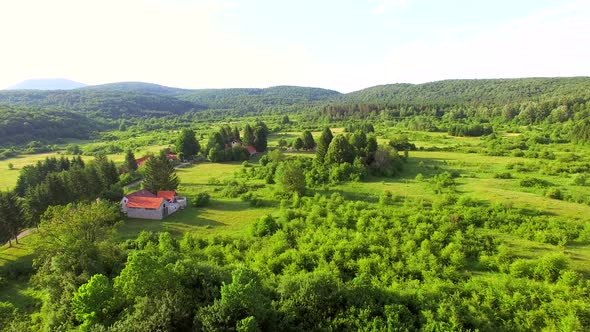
[[125, 150, 138, 173], [350, 130, 367, 155], [175, 129, 200, 161], [33, 202, 122, 330], [301, 130, 315, 150], [316, 127, 333, 163], [253, 125, 268, 153], [282, 115, 290, 124], [71, 274, 116, 329], [93, 154, 119, 192], [143, 153, 179, 193], [293, 138, 304, 151], [232, 126, 241, 141], [276, 162, 306, 196], [325, 135, 354, 165], [369, 145, 403, 177], [243, 124, 255, 146], [0, 191, 27, 247]]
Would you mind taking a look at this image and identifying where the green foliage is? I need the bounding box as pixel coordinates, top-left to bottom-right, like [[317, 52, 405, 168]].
[[0, 191, 27, 247], [142, 153, 179, 193], [251, 215, 278, 237], [389, 135, 416, 151], [71, 274, 116, 330], [193, 192, 211, 207], [368, 146, 403, 177], [301, 130, 315, 150], [124, 149, 138, 173], [175, 129, 200, 161], [494, 172, 513, 179], [520, 177, 550, 188], [315, 127, 334, 162], [293, 137, 303, 150], [33, 202, 122, 330], [275, 162, 306, 196], [252, 122, 269, 152], [325, 134, 354, 165]]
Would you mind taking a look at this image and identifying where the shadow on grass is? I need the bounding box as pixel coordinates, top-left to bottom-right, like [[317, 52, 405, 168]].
[[0, 278, 41, 314]]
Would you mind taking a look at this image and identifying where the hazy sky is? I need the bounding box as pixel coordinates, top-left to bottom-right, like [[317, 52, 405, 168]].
[[1, 0, 588, 92]]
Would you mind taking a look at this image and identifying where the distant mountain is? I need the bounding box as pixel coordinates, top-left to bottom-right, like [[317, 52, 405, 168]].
[[6, 78, 87, 90]]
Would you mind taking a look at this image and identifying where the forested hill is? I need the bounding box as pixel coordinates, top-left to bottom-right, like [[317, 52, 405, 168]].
[[0, 89, 203, 119], [177, 86, 342, 110], [0, 84, 340, 118], [80, 82, 190, 95], [343, 77, 590, 106], [0, 105, 98, 147]]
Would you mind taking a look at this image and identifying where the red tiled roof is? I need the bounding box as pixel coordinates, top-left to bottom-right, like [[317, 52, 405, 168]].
[[157, 190, 176, 201], [126, 189, 156, 198], [245, 146, 257, 154], [136, 156, 151, 167], [126, 196, 164, 209], [167, 154, 178, 160]]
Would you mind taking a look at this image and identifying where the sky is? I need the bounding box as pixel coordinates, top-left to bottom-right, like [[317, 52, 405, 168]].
[[0, 0, 588, 92]]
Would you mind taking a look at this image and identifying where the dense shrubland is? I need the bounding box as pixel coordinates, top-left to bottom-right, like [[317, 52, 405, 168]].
[[4, 192, 589, 331]]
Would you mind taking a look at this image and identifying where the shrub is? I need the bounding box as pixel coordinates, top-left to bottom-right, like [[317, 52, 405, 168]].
[[251, 215, 278, 237], [193, 192, 210, 207], [494, 172, 512, 179], [509, 259, 533, 278], [572, 174, 587, 186], [545, 188, 563, 200], [221, 180, 249, 198], [519, 177, 550, 188], [533, 254, 568, 282]]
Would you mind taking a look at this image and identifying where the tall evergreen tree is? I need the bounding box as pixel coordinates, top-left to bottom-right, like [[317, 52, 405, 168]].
[[325, 135, 355, 164], [350, 130, 367, 157], [0, 191, 27, 246], [175, 129, 200, 161], [301, 130, 316, 150], [143, 153, 179, 193], [253, 122, 269, 152], [243, 124, 255, 146], [293, 137, 304, 150], [232, 126, 240, 141], [94, 155, 119, 191], [125, 150, 138, 172], [316, 127, 333, 163]]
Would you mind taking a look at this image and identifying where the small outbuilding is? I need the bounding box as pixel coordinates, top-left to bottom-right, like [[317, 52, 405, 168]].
[[121, 189, 187, 220]]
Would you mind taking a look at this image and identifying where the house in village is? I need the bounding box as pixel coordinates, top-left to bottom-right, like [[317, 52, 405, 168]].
[[121, 189, 187, 220], [228, 139, 260, 157]]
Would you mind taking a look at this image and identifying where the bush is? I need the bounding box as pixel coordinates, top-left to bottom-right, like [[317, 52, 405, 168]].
[[251, 215, 278, 237], [572, 174, 587, 186], [520, 177, 550, 188], [221, 180, 249, 198], [494, 172, 512, 179], [545, 188, 563, 200], [533, 254, 568, 282], [193, 192, 211, 207]]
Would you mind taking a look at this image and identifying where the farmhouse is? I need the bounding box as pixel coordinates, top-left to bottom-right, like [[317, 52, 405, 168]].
[[227, 139, 260, 157], [121, 189, 187, 220]]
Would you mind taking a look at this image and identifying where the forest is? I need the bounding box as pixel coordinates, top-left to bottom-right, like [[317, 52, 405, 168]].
[[0, 77, 590, 331]]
